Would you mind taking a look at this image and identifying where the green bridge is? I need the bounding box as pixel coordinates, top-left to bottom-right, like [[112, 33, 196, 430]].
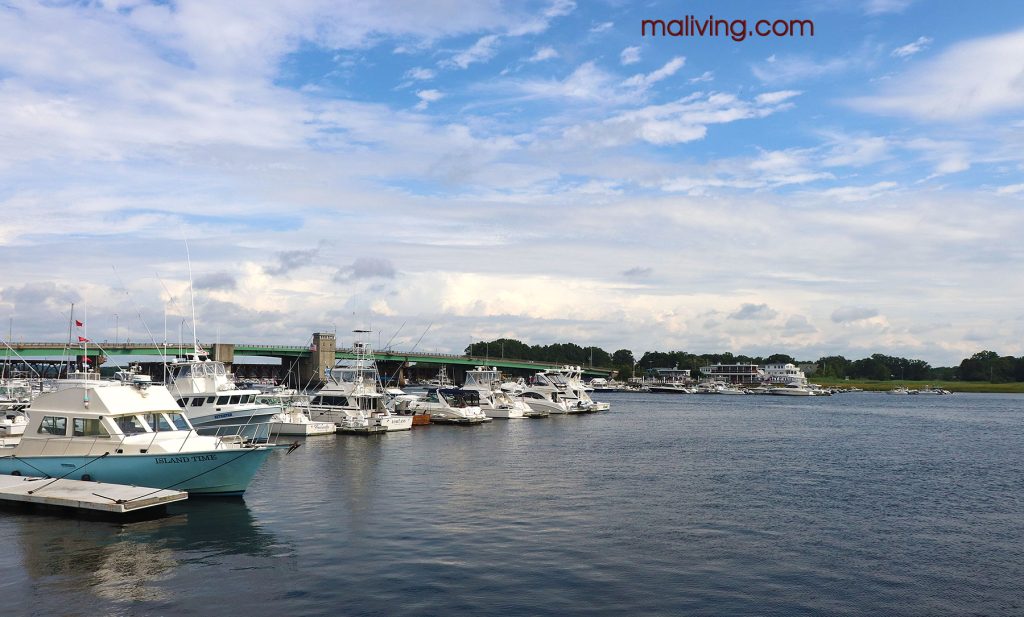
[[3, 332, 614, 384]]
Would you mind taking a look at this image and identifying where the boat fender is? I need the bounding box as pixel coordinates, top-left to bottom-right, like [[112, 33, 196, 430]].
[[81, 474, 92, 482], [10, 470, 20, 476]]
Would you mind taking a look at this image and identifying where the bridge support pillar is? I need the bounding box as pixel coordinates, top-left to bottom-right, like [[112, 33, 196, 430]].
[[211, 344, 235, 372], [299, 332, 336, 385]]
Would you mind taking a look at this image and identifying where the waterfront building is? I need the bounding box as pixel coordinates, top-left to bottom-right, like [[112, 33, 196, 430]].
[[698, 363, 764, 385]]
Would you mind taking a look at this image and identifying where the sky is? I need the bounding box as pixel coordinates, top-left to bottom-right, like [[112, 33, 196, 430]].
[[1, 0, 1023, 367]]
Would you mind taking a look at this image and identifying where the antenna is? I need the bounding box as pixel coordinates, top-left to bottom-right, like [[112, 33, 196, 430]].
[[184, 239, 200, 354]]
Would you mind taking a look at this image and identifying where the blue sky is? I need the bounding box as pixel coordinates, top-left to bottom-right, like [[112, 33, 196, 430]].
[[1, 0, 1023, 366]]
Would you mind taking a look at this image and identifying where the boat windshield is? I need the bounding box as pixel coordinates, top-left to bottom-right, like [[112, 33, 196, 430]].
[[144, 412, 192, 431], [114, 414, 151, 435]]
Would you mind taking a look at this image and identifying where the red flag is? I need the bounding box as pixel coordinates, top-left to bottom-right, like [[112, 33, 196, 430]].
[[78, 336, 90, 342], [75, 320, 83, 327]]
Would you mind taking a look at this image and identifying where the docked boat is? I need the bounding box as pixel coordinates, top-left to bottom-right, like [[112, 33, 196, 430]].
[[550, 366, 610, 412], [396, 388, 489, 424], [648, 381, 694, 394], [888, 387, 911, 395], [770, 384, 814, 396], [462, 366, 545, 418], [308, 335, 413, 433], [259, 389, 336, 436], [518, 372, 575, 414], [0, 376, 275, 496], [167, 351, 280, 442]]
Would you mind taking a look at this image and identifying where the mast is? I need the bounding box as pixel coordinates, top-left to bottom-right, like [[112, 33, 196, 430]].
[[185, 239, 200, 354]]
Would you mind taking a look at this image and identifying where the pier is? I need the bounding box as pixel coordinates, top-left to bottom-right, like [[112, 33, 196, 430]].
[[0, 475, 187, 514]]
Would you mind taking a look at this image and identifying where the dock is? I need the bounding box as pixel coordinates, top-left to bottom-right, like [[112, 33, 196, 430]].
[[0, 475, 188, 514]]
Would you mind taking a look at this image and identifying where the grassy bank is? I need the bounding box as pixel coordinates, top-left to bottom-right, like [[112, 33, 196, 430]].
[[811, 378, 1024, 394]]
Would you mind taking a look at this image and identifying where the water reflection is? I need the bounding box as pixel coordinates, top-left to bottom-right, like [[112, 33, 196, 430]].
[[8, 499, 288, 611]]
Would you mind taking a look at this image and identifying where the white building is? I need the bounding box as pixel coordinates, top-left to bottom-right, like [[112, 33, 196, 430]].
[[762, 363, 808, 386]]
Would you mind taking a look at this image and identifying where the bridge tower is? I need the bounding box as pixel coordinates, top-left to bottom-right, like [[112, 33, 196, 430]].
[[298, 332, 336, 385]]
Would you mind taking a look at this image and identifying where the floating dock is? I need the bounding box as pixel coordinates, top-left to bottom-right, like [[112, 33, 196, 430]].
[[0, 475, 188, 514]]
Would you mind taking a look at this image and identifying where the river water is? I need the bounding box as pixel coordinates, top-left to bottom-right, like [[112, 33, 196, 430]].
[[1, 392, 1022, 616]]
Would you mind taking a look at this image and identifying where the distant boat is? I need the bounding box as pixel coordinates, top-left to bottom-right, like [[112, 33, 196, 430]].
[[462, 367, 544, 418], [398, 388, 490, 424]]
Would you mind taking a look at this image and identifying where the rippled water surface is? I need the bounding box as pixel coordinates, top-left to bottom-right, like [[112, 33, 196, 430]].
[[2, 392, 1023, 616]]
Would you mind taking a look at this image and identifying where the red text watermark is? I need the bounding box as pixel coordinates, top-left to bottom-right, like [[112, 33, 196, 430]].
[[641, 16, 814, 42]]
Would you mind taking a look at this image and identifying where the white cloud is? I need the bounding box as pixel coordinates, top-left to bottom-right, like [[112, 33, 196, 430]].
[[850, 28, 1024, 120], [563, 90, 801, 148], [996, 183, 1024, 195], [622, 57, 685, 90], [444, 34, 501, 69], [819, 182, 898, 203], [528, 46, 558, 62], [752, 54, 855, 84], [406, 67, 436, 80], [689, 71, 714, 84], [414, 89, 445, 110], [832, 306, 880, 323], [891, 36, 932, 58], [620, 46, 641, 65]]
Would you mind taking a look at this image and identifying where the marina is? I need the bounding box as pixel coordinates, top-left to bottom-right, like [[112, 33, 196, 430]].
[[0, 391, 1021, 615]]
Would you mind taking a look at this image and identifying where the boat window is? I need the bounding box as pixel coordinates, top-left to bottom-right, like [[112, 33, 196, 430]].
[[38, 416, 68, 435], [177, 398, 187, 407], [73, 418, 108, 437], [167, 412, 192, 430], [191, 397, 205, 407], [229, 395, 241, 405], [115, 415, 150, 435], [247, 395, 256, 404], [207, 396, 215, 404], [144, 413, 174, 431], [215, 364, 226, 376], [175, 365, 191, 379], [217, 396, 229, 405]]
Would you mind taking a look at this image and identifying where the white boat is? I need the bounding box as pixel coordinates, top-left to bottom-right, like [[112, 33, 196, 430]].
[[916, 386, 951, 395], [519, 372, 578, 414], [649, 381, 694, 394], [397, 388, 490, 424], [0, 377, 275, 496], [308, 334, 412, 433], [260, 389, 336, 436], [462, 367, 544, 418], [717, 384, 748, 395], [770, 384, 814, 396], [888, 387, 911, 395], [167, 351, 281, 442], [549, 366, 610, 412]]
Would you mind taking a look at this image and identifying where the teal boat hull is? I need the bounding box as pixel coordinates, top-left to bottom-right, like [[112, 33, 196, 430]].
[[0, 447, 275, 496]]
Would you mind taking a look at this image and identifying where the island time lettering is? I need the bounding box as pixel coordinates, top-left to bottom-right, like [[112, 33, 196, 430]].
[[154, 454, 219, 464]]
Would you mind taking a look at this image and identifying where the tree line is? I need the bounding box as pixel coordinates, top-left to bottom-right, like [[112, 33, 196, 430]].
[[465, 339, 1024, 382]]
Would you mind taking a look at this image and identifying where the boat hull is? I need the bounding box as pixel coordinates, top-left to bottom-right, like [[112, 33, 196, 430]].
[[0, 447, 275, 496], [271, 421, 336, 436]]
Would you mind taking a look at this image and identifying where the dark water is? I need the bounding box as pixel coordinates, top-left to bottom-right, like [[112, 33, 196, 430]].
[[2, 392, 1023, 616]]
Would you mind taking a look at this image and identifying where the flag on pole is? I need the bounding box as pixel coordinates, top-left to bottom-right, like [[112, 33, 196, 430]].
[[75, 320, 83, 327], [78, 336, 90, 342]]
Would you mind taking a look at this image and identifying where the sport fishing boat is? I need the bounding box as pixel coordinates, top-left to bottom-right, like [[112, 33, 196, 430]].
[[167, 351, 280, 442], [395, 388, 489, 424], [308, 334, 413, 433], [549, 365, 610, 411], [462, 366, 545, 418], [0, 375, 276, 496]]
